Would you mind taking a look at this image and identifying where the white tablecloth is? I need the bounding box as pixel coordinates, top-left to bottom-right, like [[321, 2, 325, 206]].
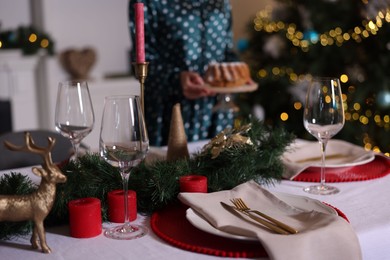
[[0, 141, 389, 260]]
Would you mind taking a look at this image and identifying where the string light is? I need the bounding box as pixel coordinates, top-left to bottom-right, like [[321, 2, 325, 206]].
[[293, 102, 302, 110], [0, 27, 52, 53], [280, 112, 289, 121], [254, 6, 390, 51], [40, 39, 49, 48], [28, 33, 37, 43]]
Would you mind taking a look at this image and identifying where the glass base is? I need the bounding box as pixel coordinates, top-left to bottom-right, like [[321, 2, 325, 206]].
[[212, 94, 239, 113], [104, 224, 148, 240], [303, 184, 340, 195]]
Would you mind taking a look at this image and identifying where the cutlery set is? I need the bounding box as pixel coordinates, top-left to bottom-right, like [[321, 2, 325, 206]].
[[221, 198, 299, 235]]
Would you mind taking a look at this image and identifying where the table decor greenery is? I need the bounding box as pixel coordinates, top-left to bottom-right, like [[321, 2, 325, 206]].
[[0, 119, 294, 239]]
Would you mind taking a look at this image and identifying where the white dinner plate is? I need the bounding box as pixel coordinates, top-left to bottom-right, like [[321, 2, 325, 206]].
[[203, 83, 258, 94], [282, 139, 375, 168], [186, 191, 338, 241]]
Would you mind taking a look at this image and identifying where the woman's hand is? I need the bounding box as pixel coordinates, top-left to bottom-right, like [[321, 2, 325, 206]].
[[180, 71, 215, 99]]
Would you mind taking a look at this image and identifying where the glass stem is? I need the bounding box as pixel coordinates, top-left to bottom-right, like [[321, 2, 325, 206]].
[[72, 141, 80, 159], [73, 142, 80, 155], [121, 170, 130, 228], [319, 139, 329, 187]]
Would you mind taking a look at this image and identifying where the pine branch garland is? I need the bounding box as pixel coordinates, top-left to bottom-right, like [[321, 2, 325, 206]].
[[0, 120, 294, 238]]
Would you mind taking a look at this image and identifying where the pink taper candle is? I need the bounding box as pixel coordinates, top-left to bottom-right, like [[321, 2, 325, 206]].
[[134, 3, 145, 63]]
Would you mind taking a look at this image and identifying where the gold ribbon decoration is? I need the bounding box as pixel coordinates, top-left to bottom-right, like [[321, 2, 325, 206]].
[[202, 124, 253, 159]]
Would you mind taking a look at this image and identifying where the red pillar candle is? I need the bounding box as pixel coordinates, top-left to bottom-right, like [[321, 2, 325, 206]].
[[68, 197, 102, 238], [134, 3, 145, 63], [179, 175, 208, 193], [107, 189, 137, 223]]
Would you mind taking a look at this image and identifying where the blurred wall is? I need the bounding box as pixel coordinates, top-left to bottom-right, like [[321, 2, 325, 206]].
[[0, 1, 30, 29]]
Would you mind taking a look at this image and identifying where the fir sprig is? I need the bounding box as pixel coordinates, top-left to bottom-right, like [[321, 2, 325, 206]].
[[0, 173, 36, 239]]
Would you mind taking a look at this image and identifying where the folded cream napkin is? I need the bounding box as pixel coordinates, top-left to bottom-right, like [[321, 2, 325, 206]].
[[178, 181, 362, 260], [282, 139, 375, 180]]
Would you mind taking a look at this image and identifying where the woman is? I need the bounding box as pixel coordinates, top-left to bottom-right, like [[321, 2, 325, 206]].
[[129, 0, 238, 146]]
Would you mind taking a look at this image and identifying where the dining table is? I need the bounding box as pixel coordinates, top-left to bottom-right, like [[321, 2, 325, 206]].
[[0, 141, 389, 260]]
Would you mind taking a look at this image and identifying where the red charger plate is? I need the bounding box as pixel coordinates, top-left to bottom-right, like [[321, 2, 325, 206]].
[[293, 156, 390, 182], [150, 202, 347, 258], [151, 203, 266, 258]]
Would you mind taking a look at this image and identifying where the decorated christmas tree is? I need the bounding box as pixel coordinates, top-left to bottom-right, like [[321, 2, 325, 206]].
[[238, 0, 390, 155]]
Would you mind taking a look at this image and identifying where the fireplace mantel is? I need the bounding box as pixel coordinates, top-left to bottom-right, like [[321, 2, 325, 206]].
[[0, 50, 40, 131]]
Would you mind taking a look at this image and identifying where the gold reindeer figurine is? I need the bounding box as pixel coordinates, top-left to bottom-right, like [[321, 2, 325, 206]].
[[0, 132, 67, 253]]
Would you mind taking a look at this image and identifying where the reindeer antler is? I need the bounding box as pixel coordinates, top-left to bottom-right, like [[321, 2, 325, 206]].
[[4, 132, 57, 166]]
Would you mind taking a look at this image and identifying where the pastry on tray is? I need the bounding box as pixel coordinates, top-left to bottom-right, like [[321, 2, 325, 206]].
[[204, 62, 250, 88]]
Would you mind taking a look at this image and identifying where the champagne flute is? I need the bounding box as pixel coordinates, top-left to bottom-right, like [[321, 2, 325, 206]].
[[303, 77, 345, 195], [99, 95, 149, 240], [55, 80, 95, 160]]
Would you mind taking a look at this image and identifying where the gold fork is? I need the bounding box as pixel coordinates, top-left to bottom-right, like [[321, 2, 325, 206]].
[[231, 198, 299, 234], [221, 202, 290, 235]]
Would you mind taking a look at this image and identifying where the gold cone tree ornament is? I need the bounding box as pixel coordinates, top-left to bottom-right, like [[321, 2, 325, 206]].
[[166, 103, 190, 161]]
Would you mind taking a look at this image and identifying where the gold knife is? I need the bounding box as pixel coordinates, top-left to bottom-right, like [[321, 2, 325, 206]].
[[220, 202, 290, 235]]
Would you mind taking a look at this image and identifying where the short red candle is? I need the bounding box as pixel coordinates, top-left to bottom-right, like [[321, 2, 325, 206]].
[[179, 175, 208, 193], [107, 190, 137, 223], [68, 197, 102, 238], [134, 3, 145, 63]]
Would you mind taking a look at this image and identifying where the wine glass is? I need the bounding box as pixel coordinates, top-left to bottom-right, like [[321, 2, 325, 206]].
[[55, 80, 95, 160], [303, 77, 345, 195], [99, 95, 149, 240], [212, 93, 239, 113]]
